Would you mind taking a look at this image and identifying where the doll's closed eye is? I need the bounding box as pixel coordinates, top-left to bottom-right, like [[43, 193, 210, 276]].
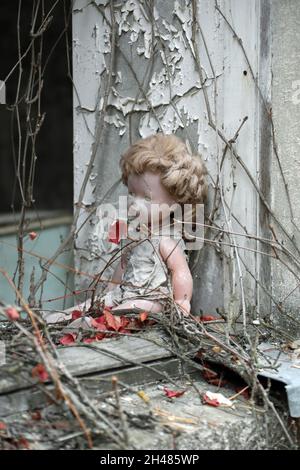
[[128, 190, 151, 202]]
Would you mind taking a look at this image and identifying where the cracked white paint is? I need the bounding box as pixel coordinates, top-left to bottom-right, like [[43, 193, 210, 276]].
[[97, 0, 224, 149], [115, 0, 159, 58]]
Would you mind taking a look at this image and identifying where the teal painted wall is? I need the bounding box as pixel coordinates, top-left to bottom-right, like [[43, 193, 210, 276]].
[[0, 224, 74, 312]]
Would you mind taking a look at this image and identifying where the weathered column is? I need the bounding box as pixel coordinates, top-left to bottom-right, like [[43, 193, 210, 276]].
[[270, 0, 300, 333]]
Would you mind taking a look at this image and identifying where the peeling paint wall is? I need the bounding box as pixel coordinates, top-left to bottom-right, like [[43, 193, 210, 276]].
[[271, 0, 300, 329], [72, 0, 271, 318]]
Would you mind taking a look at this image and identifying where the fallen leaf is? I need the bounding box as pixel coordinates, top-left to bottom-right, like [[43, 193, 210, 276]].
[[118, 327, 130, 334], [91, 319, 107, 331], [201, 365, 227, 387], [121, 316, 130, 328], [71, 310, 82, 320], [29, 231, 38, 240], [95, 332, 106, 340], [203, 391, 233, 407], [83, 332, 106, 343], [31, 411, 42, 421], [32, 363, 49, 383], [104, 310, 119, 331], [231, 355, 241, 364], [203, 394, 220, 407], [59, 333, 77, 345], [5, 307, 20, 321], [17, 437, 30, 449], [113, 315, 123, 330], [212, 345, 222, 353], [83, 336, 97, 344], [139, 311, 148, 322], [137, 391, 150, 403], [163, 387, 186, 399], [108, 219, 127, 244], [91, 315, 106, 325], [201, 315, 219, 322], [103, 306, 112, 313]]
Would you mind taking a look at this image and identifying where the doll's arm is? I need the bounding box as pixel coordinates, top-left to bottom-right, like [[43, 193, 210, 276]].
[[159, 238, 193, 315]]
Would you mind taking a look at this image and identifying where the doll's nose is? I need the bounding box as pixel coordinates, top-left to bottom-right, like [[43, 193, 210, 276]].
[[127, 196, 150, 221]]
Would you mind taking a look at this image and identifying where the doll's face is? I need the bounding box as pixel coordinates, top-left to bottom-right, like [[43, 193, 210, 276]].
[[127, 171, 176, 228]]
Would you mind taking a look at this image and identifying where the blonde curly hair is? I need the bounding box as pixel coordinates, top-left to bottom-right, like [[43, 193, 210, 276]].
[[120, 134, 208, 204]]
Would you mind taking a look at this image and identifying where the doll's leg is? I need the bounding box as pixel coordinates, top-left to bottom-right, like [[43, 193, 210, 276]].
[[42, 299, 92, 324], [112, 299, 163, 314]]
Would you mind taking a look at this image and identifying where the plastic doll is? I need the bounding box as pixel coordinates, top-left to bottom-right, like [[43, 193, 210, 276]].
[[102, 133, 208, 316]]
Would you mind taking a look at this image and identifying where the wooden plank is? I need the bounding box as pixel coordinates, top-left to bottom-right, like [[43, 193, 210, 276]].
[[0, 329, 172, 395], [0, 357, 198, 418], [58, 330, 172, 376]]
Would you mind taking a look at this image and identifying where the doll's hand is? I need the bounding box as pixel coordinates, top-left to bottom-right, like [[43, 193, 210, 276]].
[[175, 299, 191, 316]]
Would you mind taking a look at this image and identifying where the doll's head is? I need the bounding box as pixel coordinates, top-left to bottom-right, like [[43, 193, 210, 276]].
[[120, 133, 208, 206]]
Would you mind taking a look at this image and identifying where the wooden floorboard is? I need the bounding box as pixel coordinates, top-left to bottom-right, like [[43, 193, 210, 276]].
[[0, 328, 178, 415], [59, 329, 173, 376]]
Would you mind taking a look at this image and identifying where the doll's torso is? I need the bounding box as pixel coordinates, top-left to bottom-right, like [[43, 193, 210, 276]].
[[103, 232, 187, 307]]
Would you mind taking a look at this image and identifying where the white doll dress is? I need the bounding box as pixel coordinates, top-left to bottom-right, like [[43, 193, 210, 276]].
[[101, 232, 186, 309]]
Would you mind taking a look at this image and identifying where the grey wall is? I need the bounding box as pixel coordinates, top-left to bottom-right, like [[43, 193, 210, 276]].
[[271, 0, 300, 329]]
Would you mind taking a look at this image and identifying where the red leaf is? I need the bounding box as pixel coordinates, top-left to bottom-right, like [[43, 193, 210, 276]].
[[71, 310, 82, 320], [120, 316, 130, 328], [59, 333, 77, 345], [91, 315, 106, 326], [91, 319, 107, 331], [104, 310, 119, 331], [139, 311, 148, 322], [203, 394, 220, 407], [103, 306, 112, 313], [29, 231, 38, 240], [95, 332, 106, 340], [32, 363, 49, 383], [113, 315, 123, 330], [118, 327, 129, 334], [83, 336, 98, 344], [108, 219, 127, 244], [83, 332, 106, 343], [163, 387, 186, 399], [200, 315, 219, 322], [5, 307, 20, 321], [31, 411, 42, 421], [0, 421, 7, 430], [17, 437, 30, 449]]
